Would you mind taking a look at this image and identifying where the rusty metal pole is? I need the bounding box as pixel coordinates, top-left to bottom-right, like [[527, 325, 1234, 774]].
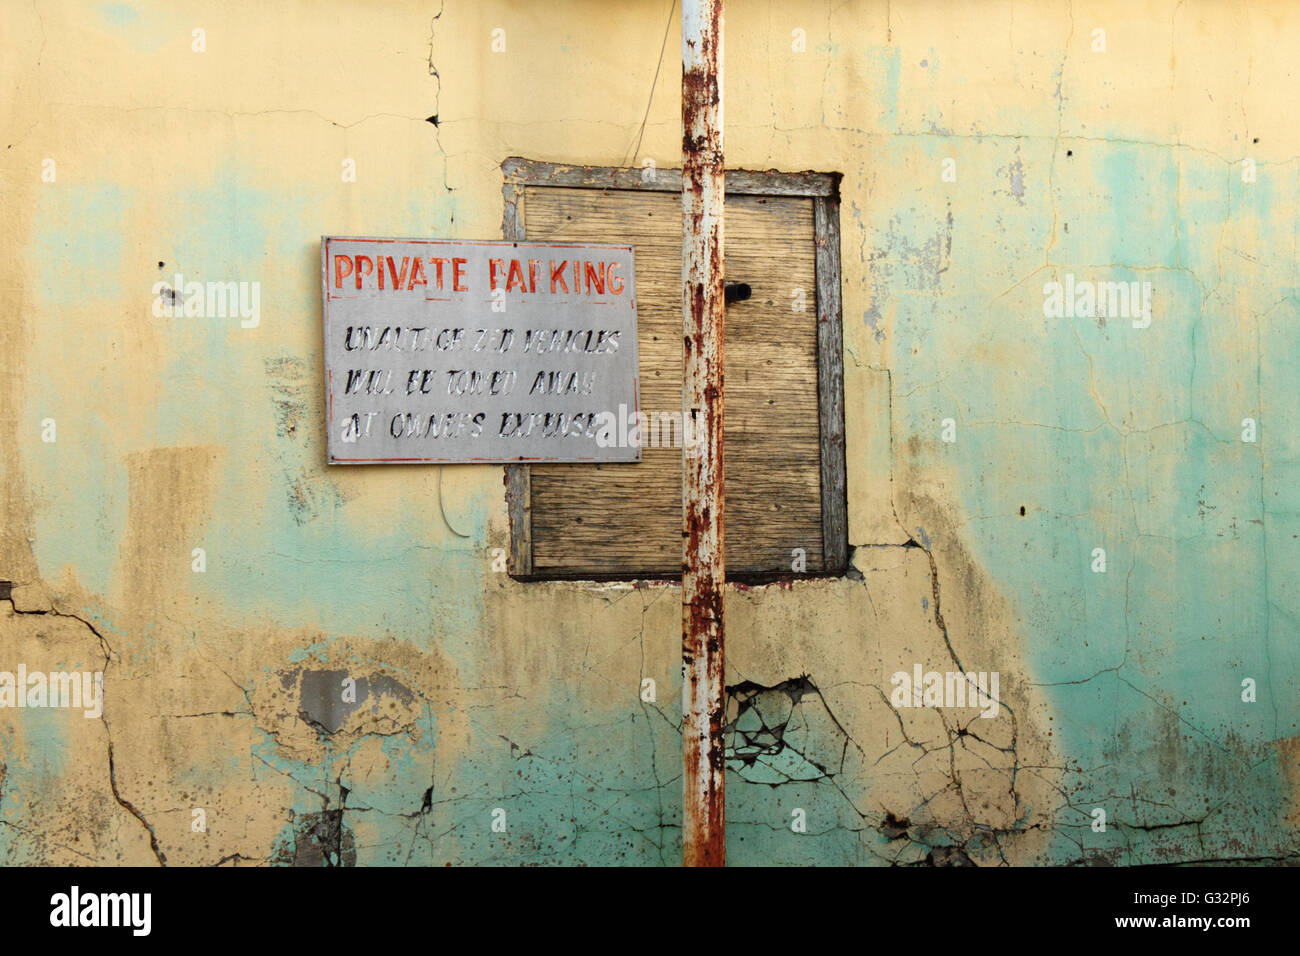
[[681, 0, 725, 868]]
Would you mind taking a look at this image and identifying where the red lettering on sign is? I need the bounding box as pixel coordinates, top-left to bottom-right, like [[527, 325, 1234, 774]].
[[387, 257, 410, 290], [550, 260, 569, 293], [407, 257, 427, 289], [506, 259, 526, 292], [334, 255, 353, 289], [430, 257, 449, 290], [354, 255, 374, 290]]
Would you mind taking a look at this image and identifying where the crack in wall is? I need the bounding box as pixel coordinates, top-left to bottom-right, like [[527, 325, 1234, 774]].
[[725, 676, 848, 786], [2, 593, 167, 865], [426, 2, 454, 196]]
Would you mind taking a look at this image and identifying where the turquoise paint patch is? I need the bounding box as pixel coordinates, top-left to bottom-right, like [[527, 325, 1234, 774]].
[[26, 185, 137, 598], [24, 163, 479, 657], [119, 168, 483, 644], [99, 3, 141, 28], [866, 46, 901, 131], [32, 185, 129, 306], [255, 678, 441, 865], [2, 710, 70, 784], [884, 136, 1300, 862]]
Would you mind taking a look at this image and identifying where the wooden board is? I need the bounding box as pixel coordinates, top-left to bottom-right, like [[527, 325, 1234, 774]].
[[518, 186, 826, 577]]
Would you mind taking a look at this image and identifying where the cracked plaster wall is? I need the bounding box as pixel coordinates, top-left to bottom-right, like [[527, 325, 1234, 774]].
[[0, 0, 1296, 865]]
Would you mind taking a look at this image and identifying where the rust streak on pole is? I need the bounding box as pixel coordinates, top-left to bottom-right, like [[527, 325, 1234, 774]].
[[681, 0, 725, 868]]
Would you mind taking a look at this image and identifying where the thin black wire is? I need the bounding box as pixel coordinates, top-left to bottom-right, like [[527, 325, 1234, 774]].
[[621, 0, 678, 171]]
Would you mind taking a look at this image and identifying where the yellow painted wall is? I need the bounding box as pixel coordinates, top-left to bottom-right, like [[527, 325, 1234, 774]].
[[1, 0, 1296, 865]]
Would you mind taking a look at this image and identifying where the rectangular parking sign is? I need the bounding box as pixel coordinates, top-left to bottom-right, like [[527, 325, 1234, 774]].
[[321, 237, 641, 464]]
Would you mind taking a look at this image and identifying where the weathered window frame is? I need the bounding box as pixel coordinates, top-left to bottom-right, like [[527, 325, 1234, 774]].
[[500, 157, 847, 581]]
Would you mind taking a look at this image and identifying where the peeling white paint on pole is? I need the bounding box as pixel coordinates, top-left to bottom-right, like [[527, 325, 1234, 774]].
[[681, 0, 726, 868]]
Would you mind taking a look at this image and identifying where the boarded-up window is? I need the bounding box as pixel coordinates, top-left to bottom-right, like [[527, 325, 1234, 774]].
[[502, 159, 845, 581]]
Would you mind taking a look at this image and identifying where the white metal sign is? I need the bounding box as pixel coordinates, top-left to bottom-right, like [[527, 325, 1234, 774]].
[[321, 237, 640, 464]]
